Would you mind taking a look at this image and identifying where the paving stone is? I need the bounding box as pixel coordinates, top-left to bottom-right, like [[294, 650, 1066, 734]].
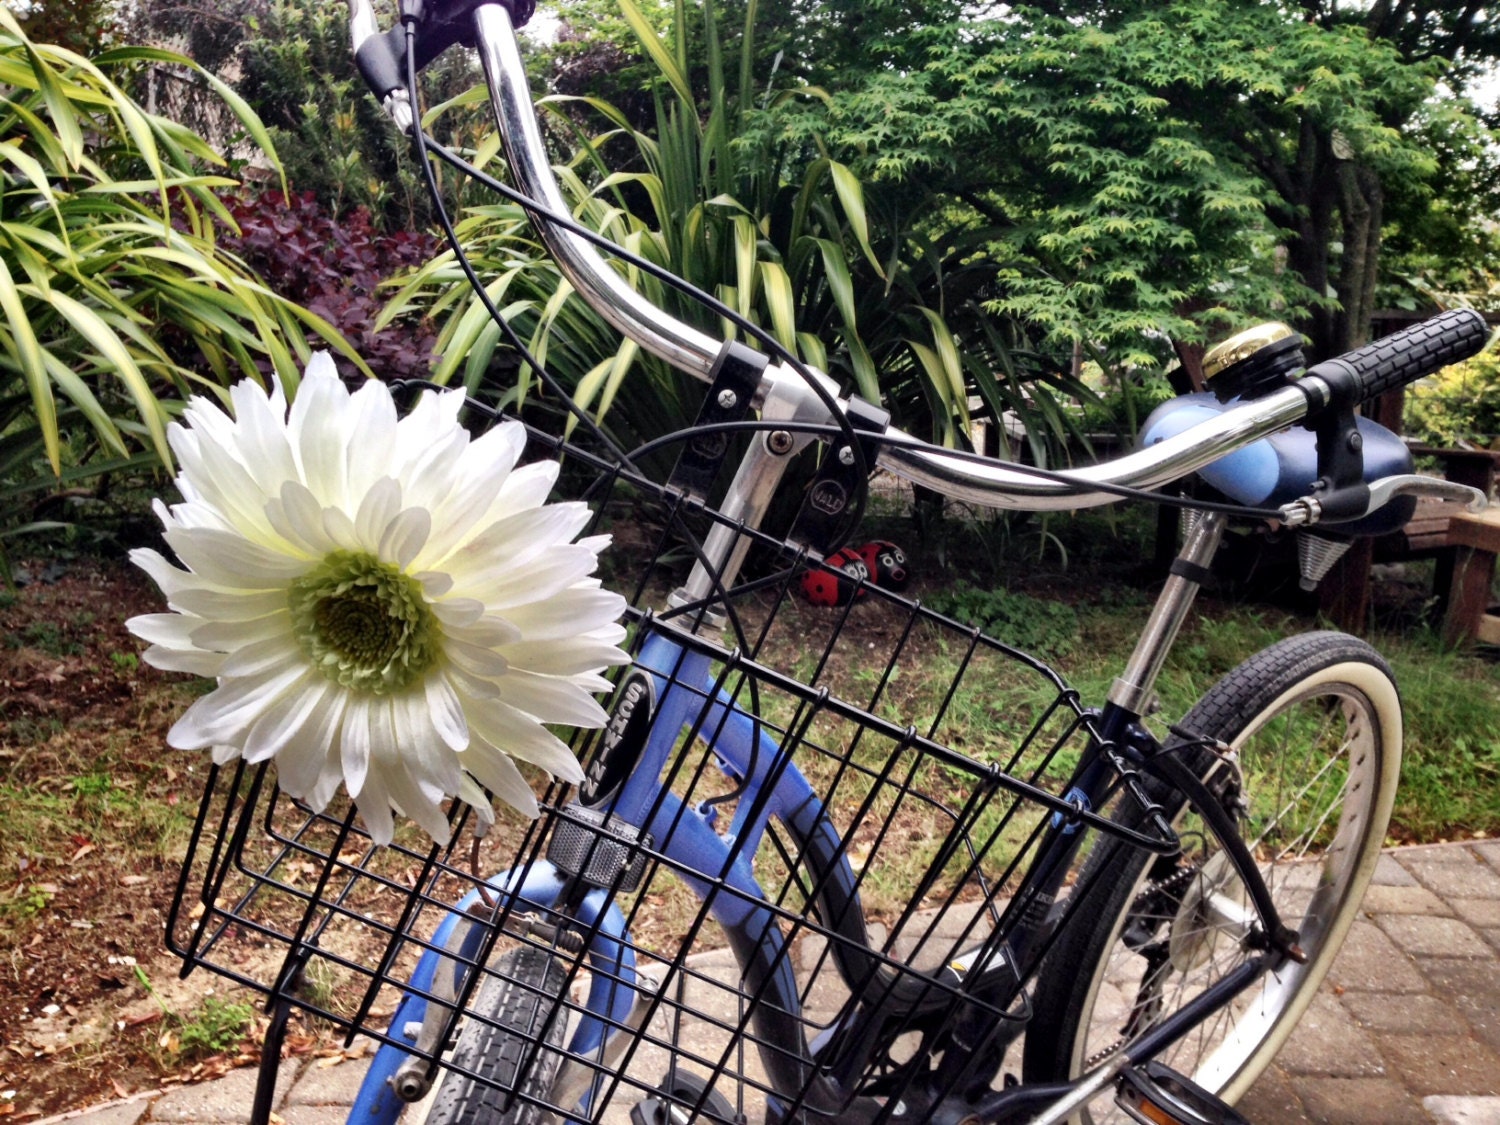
[[1451, 898, 1500, 928], [1396, 844, 1481, 865], [286, 1057, 371, 1106], [1290, 1077, 1430, 1124], [1378, 915, 1491, 959], [48, 1099, 150, 1125], [1419, 960, 1500, 1053], [1339, 991, 1461, 1034], [148, 1064, 300, 1123], [1405, 855, 1500, 901], [1470, 841, 1500, 876], [1360, 883, 1451, 915], [1276, 993, 1386, 1078], [1424, 1094, 1500, 1124], [1240, 1064, 1311, 1122], [1373, 1033, 1500, 1098], [1374, 854, 1419, 886], [277, 1107, 349, 1125], [1327, 919, 1429, 993]]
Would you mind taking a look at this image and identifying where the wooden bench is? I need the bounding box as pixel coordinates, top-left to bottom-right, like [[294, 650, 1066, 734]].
[[1323, 446, 1500, 635], [1442, 507, 1500, 646]]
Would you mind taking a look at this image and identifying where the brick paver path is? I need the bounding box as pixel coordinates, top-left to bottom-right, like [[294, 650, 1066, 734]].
[[39, 842, 1500, 1125]]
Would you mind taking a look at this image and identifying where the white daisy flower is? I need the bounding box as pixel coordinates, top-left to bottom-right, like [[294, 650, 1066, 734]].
[[128, 353, 629, 846]]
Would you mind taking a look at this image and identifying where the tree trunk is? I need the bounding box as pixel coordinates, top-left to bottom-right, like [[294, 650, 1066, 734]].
[[1336, 162, 1385, 351], [1278, 124, 1343, 360]]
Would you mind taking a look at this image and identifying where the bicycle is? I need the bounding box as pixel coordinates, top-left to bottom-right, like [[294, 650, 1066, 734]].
[[161, 2, 1494, 1124]]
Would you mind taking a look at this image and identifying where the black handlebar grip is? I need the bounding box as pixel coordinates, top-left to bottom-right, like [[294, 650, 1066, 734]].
[[1305, 308, 1491, 405]]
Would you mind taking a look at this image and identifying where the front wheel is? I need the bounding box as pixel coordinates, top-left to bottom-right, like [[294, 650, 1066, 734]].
[[1025, 631, 1402, 1120], [426, 945, 569, 1125]]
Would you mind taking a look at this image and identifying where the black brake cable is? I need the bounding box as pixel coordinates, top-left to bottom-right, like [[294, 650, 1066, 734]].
[[402, 27, 636, 471]]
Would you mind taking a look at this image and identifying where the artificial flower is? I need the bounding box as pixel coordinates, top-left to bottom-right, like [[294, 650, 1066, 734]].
[[129, 354, 628, 845]]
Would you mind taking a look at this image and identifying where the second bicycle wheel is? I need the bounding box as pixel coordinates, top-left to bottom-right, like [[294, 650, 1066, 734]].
[[1024, 631, 1402, 1119]]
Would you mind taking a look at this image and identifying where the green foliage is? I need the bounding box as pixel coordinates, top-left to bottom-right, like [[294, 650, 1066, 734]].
[[235, 0, 489, 227], [175, 997, 256, 1058], [0, 13, 359, 560], [1405, 347, 1500, 448], [133, 967, 255, 1061], [921, 580, 1079, 659], [389, 0, 1097, 456]]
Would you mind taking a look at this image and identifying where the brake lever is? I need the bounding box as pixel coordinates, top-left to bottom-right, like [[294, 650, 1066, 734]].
[[1277, 474, 1487, 529], [347, 0, 414, 133]]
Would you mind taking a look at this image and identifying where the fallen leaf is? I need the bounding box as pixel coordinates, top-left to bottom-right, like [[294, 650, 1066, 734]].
[[69, 844, 95, 863], [110, 1079, 129, 1099], [119, 876, 148, 888]]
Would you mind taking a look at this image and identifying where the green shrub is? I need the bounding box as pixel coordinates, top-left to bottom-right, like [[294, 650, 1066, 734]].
[[1405, 345, 1500, 448], [383, 0, 1093, 461], [0, 12, 360, 570]]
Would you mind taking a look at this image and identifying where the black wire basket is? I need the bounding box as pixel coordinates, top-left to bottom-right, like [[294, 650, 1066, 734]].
[[165, 394, 1163, 1125]]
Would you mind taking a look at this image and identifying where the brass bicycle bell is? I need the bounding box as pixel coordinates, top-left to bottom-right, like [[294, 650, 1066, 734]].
[[1202, 322, 1306, 403]]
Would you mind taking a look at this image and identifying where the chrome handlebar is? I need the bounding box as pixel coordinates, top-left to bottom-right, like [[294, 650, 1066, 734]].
[[350, 0, 1485, 524]]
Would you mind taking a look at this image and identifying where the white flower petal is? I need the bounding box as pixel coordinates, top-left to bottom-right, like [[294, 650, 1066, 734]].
[[167, 664, 310, 749], [343, 377, 401, 501], [498, 633, 631, 676], [127, 612, 201, 648], [416, 570, 454, 598], [143, 645, 225, 677], [391, 688, 464, 793], [229, 379, 298, 485], [378, 507, 431, 569], [170, 586, 290, 622], [131, 548, 193, 599], [445, 614, 522, 648], [354, 477, 402, 548], [219, 633, 305, 678], [446, 639, 511, 678], [321, 505, 361, 552], [424, 673, 470, 753], [163, 527, 312, 587], [269, 481, 340, 556], [457, 774, 497, 832], [465, 694, 585, 784], [463, 740, 540, 820], [242, 676, 332, 764], [431, 598, 486, 629], [273, 688, 344, 798], [190, 611, 292, 652], [496, 669, 610, 728], [496, 587, 627, 642], [288, 354, 351, 507], [341, 695, 372, 797]]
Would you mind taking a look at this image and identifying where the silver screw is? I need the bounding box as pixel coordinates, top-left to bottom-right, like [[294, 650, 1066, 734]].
[[717, 389, 737, 410], [838, 445, 856, 466], [767, 430, 794, 454]]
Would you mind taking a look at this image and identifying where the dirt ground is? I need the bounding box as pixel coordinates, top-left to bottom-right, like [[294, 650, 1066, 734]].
[[0, 559, 317, 1118]]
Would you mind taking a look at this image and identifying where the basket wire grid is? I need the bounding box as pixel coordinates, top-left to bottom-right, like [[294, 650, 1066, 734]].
[[166, 403, 1166, 1125]]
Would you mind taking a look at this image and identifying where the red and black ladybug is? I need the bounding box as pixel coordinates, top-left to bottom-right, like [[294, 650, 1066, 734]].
[[797, 546, 870, 606], [857, 540, 910, 591]]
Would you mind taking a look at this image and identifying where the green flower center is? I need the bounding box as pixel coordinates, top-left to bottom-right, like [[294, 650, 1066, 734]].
[[288, 551, 441, 694]]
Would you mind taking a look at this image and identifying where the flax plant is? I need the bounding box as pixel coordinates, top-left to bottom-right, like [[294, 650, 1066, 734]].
[[0, 11, 360, 567]]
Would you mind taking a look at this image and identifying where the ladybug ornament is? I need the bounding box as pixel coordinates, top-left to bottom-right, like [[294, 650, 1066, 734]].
[[798, 546, 871, 607], [857, 540, 910, 591]]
